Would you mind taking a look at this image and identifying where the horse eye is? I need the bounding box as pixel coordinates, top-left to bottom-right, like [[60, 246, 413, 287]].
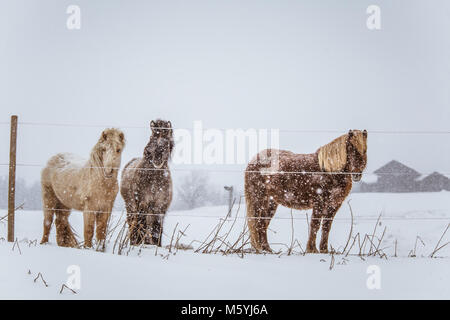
[[116, 149, 121, 153]]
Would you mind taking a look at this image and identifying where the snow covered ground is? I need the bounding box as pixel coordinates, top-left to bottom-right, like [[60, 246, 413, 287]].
[[1, 192, 450, 299]]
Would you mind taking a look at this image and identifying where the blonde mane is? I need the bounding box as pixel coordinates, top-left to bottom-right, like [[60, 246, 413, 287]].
[[317, 130, 366, 172], [89, 128, 125, 174]]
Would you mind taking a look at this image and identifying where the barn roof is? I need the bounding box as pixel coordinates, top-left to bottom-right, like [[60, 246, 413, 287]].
[[374, 160, 420, 177], [420, 172, 450, 183]]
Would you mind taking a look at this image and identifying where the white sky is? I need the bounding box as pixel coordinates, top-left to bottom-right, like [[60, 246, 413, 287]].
[[0, 0, 449, 189]]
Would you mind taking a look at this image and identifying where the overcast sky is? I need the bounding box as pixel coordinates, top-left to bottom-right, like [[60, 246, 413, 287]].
[[0, 0, 449, 190]]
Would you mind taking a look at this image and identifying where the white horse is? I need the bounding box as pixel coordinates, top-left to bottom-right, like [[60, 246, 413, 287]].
[[40, 128, 125, 248]]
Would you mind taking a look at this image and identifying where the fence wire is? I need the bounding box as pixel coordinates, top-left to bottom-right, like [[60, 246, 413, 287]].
[[0, 119, 449, 223], [0, 163, 448, 176], [3, 206, 449, 222], [0, 120, 447, 134]]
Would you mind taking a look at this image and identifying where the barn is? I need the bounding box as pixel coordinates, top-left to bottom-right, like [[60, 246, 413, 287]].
[[358, 160, 450, 192]]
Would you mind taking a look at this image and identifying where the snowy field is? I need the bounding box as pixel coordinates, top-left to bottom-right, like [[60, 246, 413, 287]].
[[1, 192, 450, 299]]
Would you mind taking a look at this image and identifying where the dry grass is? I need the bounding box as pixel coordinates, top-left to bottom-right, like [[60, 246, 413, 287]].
[[429, 223, 450, 258], [60, 284, 77, 294], [103, 201, 450, 261], [33, 272, 48, 287]]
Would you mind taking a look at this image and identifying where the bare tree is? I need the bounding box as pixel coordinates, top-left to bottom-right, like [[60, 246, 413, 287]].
[[174, 171, 229, 210], [0, 176, 42, 210], [176, 171, 210, 210]]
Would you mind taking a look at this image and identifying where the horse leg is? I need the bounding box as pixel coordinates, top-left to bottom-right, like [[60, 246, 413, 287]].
[[41, 209, 54, 244], [131, 215, 147, 246], [95, 211, 111, 250], [55, 207, 77, 248], [247, 203, 263, 253], [142, 206, 153, 245], [127, 214, 144, 246], [40, 184, 57, 244], [247, 195, 272, 253], [151, 213, 164, 247], [154, 215, 164, 247], [248, 217, 265, 253], [260, 200, 277, 252], [319, 203, 341, 253], [319, 217, 333, 254], [83, 211, 95, 248], [306, 206, 322, 253], [130, 202, 149, 246], [123, 187, 147, 246], [124, 202, 140, 245], [143, 206, 164, 246]]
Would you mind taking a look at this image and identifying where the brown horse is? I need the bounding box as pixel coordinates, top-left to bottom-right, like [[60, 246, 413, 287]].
[[40, 128, 125, 248], [245, 129, 367, 253], [120, 119, 174, 246]]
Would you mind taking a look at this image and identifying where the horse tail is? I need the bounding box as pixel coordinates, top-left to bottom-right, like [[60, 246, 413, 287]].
[[244, 156, 267, 251], [40, 159, 78, 248], [244, 169, 257, 219]]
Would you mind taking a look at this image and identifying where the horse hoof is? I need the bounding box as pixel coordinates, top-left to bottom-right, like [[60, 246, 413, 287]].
[[306, 247, 319, 254], [251, 247, 264, 254], [320, 249, 329, 254]]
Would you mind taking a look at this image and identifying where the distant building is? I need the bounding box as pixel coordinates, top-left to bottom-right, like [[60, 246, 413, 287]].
[[418, 172, 450, 192], [358, 160, 450, 193]]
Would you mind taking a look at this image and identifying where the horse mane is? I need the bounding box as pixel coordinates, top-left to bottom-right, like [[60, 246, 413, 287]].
[[351, 130, 367, 155], [317, 135, 347, 172], [317, 130, 366, 172], [89, 128, 125, 173], [162, 123, 175, 157]]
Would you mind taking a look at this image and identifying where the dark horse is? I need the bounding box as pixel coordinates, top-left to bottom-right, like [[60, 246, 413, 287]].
[[120, 119, 174, 246], [245, 130, 367, 253]]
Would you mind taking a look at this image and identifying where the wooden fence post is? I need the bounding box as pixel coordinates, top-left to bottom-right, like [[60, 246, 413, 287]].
[[8, 115, 18, 242]]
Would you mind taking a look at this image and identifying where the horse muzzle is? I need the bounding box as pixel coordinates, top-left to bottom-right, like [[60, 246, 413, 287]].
[[352, 173, 362, 182], [103, 168, 115, 179], [152, 159, 166, 169]]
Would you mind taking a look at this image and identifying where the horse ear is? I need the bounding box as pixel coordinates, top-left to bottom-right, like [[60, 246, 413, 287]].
[[348, 129, 353, 137], [167, 121, 172, 128], [119, 132, 125, 142], [150, 121, 155, 129], [363, 129, 368, 137], [102, 131, 108, 141]]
